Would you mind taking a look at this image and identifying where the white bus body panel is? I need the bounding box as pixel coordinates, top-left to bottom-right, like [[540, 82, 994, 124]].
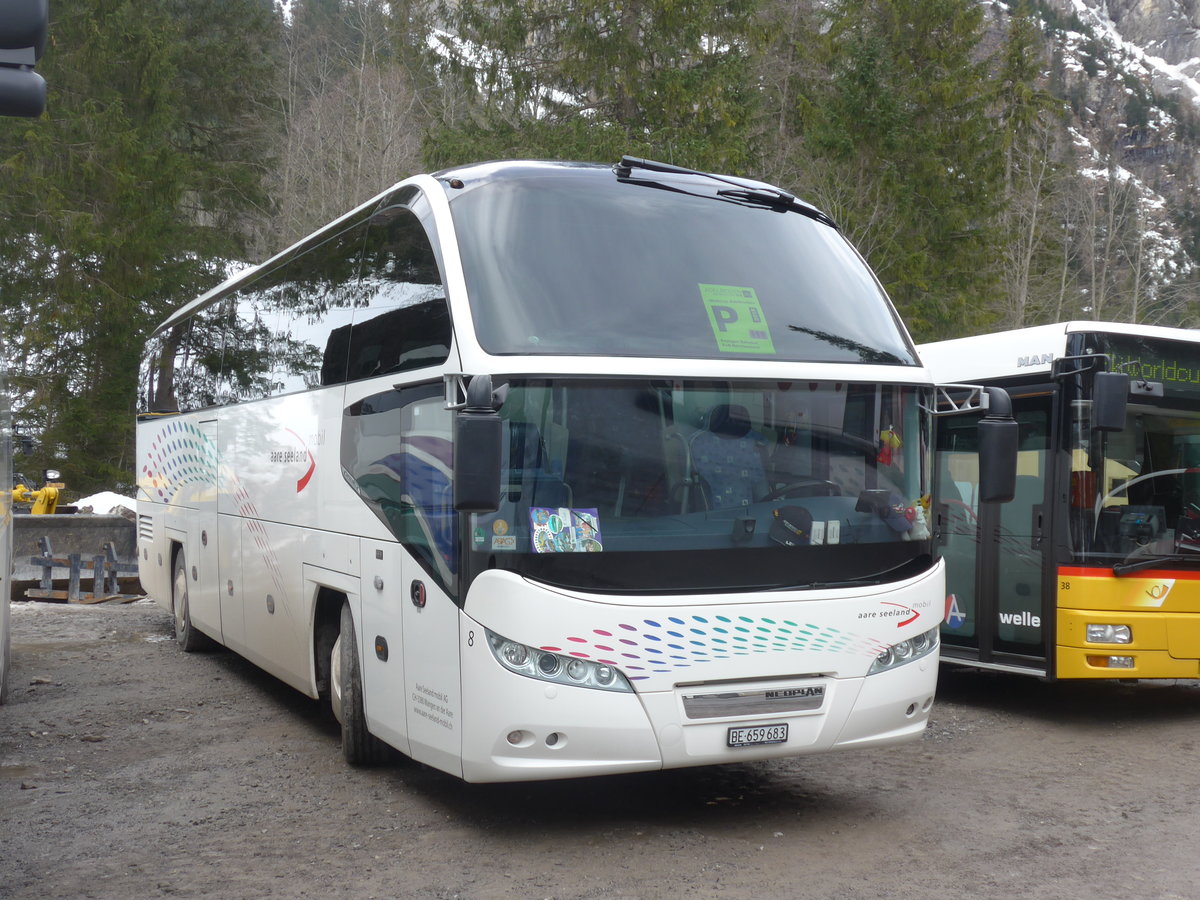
[[917, 320, 1195, 384], [455, 566, 942, 782], [138, 382, 397, 695], [190, 420, 222, 642], [357, 535, 468, 777], [359, 538, 413, 758]]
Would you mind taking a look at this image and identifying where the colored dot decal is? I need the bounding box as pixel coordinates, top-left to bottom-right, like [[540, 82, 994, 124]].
[[554, 608, 895, 680]]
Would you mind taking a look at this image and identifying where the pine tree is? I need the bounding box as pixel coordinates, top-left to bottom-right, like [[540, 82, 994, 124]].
[[425, 0, 759, 172], [992, 0, 1068, 328], [780, 0, 1007, 340], [0, 0, 281, 493]]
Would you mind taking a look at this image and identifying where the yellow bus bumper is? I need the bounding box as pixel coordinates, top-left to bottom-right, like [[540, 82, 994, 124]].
[[1057, 607, 1200, 678]]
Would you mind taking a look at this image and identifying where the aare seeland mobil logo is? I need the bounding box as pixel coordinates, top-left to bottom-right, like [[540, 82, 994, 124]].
[[859, 601, 920, 626], [268, 428, 317, 493]]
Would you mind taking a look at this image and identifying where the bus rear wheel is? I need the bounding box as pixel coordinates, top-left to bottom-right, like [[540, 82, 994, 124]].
[[172, 549, 213, 653], [330, 601, 390, 765]]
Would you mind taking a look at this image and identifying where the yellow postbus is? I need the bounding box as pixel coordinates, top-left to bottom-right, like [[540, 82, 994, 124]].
[[920, 322, 1200, 679]]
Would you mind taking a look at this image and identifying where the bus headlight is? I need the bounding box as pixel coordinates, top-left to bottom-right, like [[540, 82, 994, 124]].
[[486, 629, 634, 693], [1086, 624, 1132, 644], [868, 626, 940, 675], [501, 642, 529, 666]]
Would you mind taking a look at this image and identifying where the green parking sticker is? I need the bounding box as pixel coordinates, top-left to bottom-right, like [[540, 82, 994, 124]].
[[699, 284, 776, 355]]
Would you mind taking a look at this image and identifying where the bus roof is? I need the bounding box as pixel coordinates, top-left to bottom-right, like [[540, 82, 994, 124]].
[[918, 321, 1200, 383], [154, 159, 837, 338]]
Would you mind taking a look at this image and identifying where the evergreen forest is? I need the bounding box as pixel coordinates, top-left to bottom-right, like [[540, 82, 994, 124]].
[[2, 0, 1198, 494]]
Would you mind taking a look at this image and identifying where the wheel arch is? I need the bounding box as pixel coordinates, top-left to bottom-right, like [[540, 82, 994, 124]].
[[167, 539, 185, 613], [313, 585, 348, 706]]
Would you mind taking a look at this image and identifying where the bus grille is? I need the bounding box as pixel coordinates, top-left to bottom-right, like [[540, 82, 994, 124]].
[[681, 683, 826, 719]]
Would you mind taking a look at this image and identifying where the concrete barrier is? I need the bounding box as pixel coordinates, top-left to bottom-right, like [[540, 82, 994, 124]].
[[12, 513, 140, 600]]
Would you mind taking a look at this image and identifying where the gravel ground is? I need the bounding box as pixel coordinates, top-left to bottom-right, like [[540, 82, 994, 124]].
[[3, 598, 1200, 899]]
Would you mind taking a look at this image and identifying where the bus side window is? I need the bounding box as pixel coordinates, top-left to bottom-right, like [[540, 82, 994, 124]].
[[214, 295, 271, 403], [257, 217, 372, 392], [140, 324, 186, 414], [140, 305, 238, 414], [342, 385, 458, 597], [345, 202, 450, 381]]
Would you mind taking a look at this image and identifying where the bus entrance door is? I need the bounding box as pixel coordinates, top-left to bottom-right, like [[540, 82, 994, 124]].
[[936, 397, 1052, 673]]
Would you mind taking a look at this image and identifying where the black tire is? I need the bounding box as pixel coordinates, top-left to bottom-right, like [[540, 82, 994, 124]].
[[172, 549, 213, 652], [336, 602, 390, 765]]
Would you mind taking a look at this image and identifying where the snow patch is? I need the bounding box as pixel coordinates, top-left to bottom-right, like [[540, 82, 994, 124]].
[[75, 492, 136, 516]]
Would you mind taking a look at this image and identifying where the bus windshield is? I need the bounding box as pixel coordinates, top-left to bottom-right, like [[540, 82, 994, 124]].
[[1072, 404, 1200, 569], [1070, 335, 1200, 569], [463, 378, 932, 594], [446, 165, 917, 366]]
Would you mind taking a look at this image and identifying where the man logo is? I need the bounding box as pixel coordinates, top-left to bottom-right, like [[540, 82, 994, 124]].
[[1017, 353, 1054, 368]]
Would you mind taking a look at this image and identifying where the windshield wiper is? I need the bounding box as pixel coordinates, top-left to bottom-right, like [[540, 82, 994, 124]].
[[613, 155, 836, 227], [715, 186, 795, 210], [1113, 552, 1199, 576], [769, 557, 928, 591], [786, 323, 907, 365]]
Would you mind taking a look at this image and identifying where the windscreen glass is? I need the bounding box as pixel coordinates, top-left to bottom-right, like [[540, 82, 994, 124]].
[[463, 378, 933, 594], [1068, 335, 1200, 569], [448, 169, 916, 365]]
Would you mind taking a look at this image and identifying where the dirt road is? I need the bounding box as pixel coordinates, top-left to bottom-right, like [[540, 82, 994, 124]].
[[2, 599, 1199, 899]]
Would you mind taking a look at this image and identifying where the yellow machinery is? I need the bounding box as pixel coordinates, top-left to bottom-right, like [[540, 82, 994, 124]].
[[12, 469, 63, 515]]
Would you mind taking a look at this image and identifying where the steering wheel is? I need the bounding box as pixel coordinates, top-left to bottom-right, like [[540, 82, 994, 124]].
[[761, 478, 841, 501]]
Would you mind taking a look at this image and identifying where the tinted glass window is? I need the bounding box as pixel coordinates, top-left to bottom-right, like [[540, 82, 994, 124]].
[[335, 202, 450, 382], [341, 383, 458, 596], [235, 219, 370, 395], [449, 168, 915, 365], [1065, 334, 1200, 569], [142, 192, 453, 414], [462, 378, 933, 594], [140, 306, 240, 414]]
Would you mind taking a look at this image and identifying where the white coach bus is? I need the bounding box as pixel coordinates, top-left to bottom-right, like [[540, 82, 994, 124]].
[[137, 157, 1014, 782]]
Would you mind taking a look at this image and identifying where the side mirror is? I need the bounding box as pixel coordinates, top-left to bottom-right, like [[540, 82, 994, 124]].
[[1092, 371, 1130, 433], [0, 0, 50, 118], [978, 387, 1018, 504], [453, 375, 503, 512]]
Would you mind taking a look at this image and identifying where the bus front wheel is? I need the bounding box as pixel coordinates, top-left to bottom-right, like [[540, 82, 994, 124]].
[[172, 549, 212, 653], [330, 601, 389, 765]]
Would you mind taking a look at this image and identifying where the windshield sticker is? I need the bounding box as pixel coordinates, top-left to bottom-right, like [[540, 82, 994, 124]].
[[699, 284, 776, 355], [530, 507, 603, 553]]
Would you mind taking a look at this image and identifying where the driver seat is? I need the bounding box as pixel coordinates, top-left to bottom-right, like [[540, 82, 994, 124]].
[[688, 403, 768, 509]]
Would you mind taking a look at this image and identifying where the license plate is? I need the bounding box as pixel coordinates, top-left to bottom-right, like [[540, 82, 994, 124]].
[[727, 723, 789, 748]]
